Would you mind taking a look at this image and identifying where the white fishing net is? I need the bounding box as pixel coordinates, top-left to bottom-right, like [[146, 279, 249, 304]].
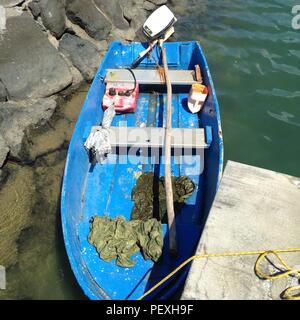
[[84, 104, 116, 163]]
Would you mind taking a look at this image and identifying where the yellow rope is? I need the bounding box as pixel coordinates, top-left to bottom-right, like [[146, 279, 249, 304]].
[[254, 251, 300, 300], [137, 248, 300, 300]]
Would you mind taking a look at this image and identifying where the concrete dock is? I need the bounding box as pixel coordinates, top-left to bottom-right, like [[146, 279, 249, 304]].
[[181, 161, 300, 300]]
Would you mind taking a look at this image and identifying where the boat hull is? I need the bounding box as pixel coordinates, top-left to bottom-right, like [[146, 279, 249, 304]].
[[61, 41, 223, 300]]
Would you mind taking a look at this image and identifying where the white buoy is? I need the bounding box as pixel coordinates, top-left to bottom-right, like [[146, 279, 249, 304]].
[[188, 84, 208, 114]]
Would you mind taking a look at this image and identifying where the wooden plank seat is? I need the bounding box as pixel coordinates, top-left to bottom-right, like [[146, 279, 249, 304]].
[[90, 126, 211, 149], [105, 69, 202, 86]]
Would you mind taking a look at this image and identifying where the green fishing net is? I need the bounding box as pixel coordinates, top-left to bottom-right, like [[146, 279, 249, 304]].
[[88, 173, 195, 268], [131, 172, 195, 221], [88, 216, 163, 268]]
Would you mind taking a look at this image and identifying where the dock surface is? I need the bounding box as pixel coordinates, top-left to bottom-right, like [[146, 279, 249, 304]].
[[181, 161, 300, 300]]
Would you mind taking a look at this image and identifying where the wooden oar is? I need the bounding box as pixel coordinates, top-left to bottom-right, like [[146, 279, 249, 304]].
[[160, 41, 177, 256]]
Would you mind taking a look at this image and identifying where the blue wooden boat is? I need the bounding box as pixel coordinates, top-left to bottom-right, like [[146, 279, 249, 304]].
[[61, 41, 223, 300]]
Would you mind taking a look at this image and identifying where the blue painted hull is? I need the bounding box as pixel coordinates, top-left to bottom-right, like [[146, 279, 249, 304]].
[[61, 41, 223, 300]]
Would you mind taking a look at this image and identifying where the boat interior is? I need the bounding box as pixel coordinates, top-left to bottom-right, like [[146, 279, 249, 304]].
[[62, 41, 223, 300]]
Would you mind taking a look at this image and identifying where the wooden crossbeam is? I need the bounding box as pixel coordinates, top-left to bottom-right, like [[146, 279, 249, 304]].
[[90, 126, 209, 149], [105, 68, 202, 86]]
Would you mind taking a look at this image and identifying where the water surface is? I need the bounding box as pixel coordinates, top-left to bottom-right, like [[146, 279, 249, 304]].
[[1, 0, 299, 299], [175, 0, 300, 176]]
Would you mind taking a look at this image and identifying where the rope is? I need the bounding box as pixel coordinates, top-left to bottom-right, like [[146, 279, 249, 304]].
[[137, 248, 300, 300], [254, 250, 300, 300]]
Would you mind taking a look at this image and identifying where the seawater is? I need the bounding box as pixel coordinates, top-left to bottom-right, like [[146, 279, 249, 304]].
[[0, 0, 299, 299]]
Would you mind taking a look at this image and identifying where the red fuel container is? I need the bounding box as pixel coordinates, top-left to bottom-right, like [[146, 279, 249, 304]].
[[102, 82, 139, 113]]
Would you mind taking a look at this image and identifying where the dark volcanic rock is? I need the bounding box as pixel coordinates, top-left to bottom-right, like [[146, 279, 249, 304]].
[[121, 1, 148, 33], [147, 0, 167, 5], [143, 1, 156, 11], [66, 0, 112, 41], [0, 13, 72, 100], [0, 97, 57, 161], [28, 0, 66, 37], [39, 0, 66, 38], [59, 33, 102, 81], [94, 0, 129, 30], [0, 80, 7, 102], [28, 1, 41, 18], [1, 0, 24, 7], [0, 135, 9, 167]]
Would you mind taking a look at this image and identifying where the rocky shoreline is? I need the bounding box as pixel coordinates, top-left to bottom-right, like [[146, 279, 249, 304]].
[[0, 0, 188, 286], [0, 0, 192, 167], [0, 0, 189, 168]]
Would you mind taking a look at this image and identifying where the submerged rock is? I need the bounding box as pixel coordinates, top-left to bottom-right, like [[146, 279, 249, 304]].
[[0, 164, 35, 268], [66, 0, 112, 41], [131, 172, 195, 222], [0, 87, 88, 300], [59, 33, 102, 82], [0, 13, 72, 100], [0, 97, 57, 161]]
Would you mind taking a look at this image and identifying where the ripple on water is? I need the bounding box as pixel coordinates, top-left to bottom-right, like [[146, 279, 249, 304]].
[[267, 111, 300, 128], [257, 89, 300, 99], [174, 0, 300, 176]]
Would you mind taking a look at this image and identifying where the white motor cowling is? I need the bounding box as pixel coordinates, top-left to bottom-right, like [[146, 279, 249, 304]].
[[143, 5, 177, 40]]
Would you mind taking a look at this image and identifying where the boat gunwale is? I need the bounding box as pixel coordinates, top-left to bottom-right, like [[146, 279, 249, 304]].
[[61, 40, 223, 300]]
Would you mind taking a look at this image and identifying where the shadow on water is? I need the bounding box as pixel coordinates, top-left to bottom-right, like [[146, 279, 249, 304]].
[[54, 182, 88, 300]]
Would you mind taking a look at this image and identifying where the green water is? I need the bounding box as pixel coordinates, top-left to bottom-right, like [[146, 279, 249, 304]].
[[0, 89, 88, 300], [1, 0, 299, 299], [175, 0, 300, 177]]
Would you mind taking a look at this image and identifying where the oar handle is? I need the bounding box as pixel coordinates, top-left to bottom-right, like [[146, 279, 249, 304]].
[[131, 40, 158, 69], [161, 42, 177, 257], [131, 56, 142, 69]]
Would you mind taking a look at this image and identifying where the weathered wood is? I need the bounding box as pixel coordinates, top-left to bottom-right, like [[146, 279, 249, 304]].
[[105, 68, 202, 85], [161, 45, 177, 256], [90, 126, 208, 149], [181, 161, 300, 300], [195, 65, 202, 82]]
